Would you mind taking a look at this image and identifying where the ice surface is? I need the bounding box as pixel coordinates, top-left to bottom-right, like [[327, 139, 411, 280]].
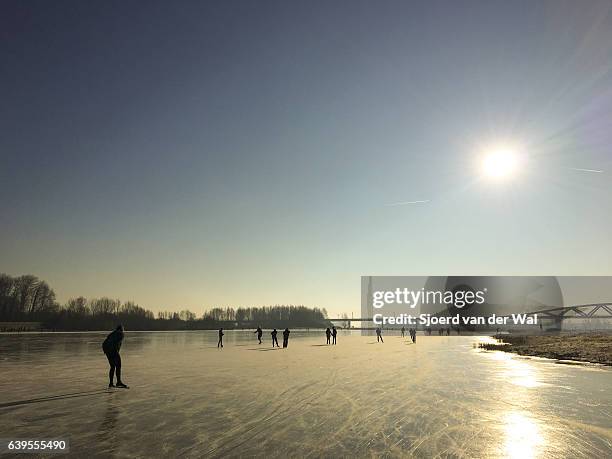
[[1, 331, 611, 458]]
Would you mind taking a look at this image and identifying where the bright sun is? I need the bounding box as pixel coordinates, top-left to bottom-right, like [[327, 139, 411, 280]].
[[481, 147, 520, 179]]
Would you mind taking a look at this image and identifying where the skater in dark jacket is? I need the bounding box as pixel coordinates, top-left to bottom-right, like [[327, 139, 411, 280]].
[[218, 328, 224, 348], [325, 327, 331, 344], [282, 328, 290, 348], [254, 326, 263, 344], [102, 325, 128, 388], [271, 329, 280, 347]]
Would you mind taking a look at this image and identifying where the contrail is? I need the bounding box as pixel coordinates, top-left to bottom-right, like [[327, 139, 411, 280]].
[[384, 200, 430, 206], [568, 167, 604, 173]]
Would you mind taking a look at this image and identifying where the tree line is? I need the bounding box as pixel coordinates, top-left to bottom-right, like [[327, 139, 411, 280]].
[[0, 273, 331, 331]]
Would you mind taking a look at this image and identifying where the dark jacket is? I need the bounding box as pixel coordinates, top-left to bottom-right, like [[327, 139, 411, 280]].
[[102, 329, 123, 354]]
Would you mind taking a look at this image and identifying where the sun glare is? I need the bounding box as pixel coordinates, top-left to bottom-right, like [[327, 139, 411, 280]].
[[481, 147, 521, 180]]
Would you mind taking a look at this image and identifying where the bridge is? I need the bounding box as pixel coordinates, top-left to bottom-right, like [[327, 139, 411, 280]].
[[505, 303, 612, 319], [331, 303, 612, 328]]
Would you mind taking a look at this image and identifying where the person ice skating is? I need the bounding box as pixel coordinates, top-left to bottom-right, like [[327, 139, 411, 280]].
[[331, 326, 337, 345], [446, 328, 450, 336], [401, 326, 405, 337], [217, 328, 224, 348], [102, 325, 128, 389], [376, 327, 384, 343], [254, 326, 263, 344], [271, 328, 279, 347], [411, 328, 416, 344], [282, 328, 290, 348], [325, 327, 331, 344]]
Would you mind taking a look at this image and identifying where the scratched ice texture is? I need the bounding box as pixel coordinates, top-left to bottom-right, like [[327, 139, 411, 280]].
[[1, 331, 611, 458]]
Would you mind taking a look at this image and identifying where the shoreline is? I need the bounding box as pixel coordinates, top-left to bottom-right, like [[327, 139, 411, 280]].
[[479, 333, 612, 366]]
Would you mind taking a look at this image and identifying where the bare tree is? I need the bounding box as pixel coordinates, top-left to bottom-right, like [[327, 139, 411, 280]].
[[66, 297, 89, 315]]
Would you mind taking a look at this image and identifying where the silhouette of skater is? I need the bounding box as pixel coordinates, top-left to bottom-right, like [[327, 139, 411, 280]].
[[102, 325, 128, 388], [376, 327, 384, 343], [331, 326, 337, 345], [218, 328, 224, 348], [282, 328, 290, 348], [411, 328, 416, 343], [271, 328, 279, 347], [254, 326, 263, 344], [401, 326, 405, 337], [325, 327, 331, 344], [446, 328, 450, 336]]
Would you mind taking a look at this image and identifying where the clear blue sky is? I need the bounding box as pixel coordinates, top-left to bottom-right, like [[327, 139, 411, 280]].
[[1, 0, 611, 316]]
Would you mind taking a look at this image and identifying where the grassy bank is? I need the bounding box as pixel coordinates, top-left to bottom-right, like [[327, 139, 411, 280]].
[[479, 333, 612, 366]]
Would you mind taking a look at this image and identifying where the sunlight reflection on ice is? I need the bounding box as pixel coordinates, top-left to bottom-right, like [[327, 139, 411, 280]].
[[500, 353, 542, 388], [504, 411, 544, 458], [482, 341, 543, 388]]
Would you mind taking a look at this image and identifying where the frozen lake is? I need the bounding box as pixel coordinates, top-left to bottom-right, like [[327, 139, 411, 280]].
[[1, 331, 611, 458]]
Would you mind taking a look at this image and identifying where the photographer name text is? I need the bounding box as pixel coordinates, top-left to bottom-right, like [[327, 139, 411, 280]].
[[373, 313, 538, 326]]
